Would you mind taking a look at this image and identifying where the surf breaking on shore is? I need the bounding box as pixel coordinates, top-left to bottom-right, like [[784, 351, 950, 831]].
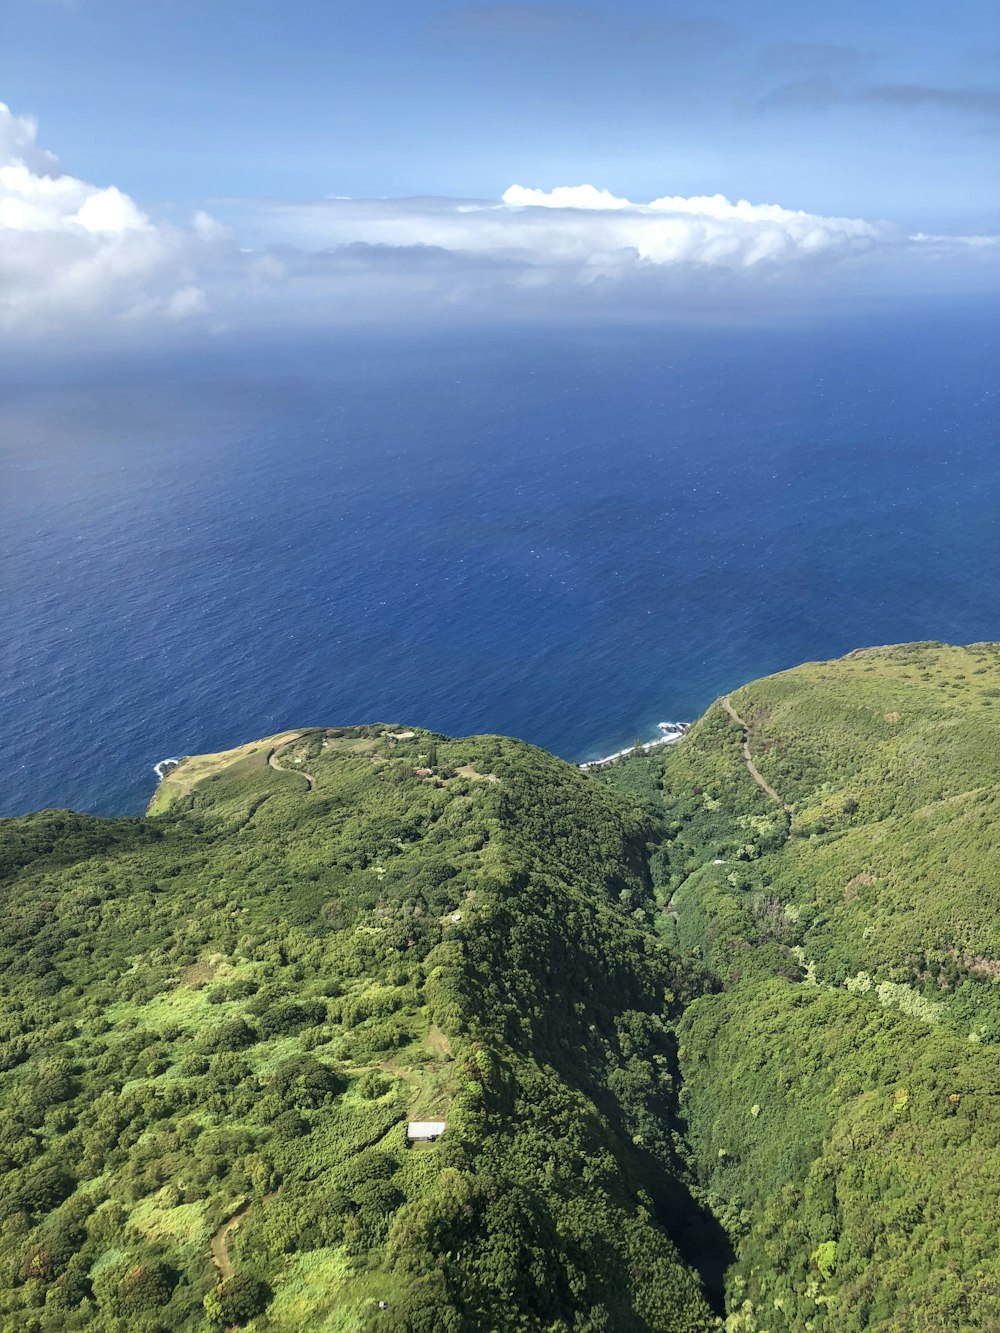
[[579, 721, 688, 771]]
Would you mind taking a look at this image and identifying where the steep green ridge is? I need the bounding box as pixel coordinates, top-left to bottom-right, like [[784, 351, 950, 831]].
[[1, 643, 999, 1332], [599, 641, 1000, 1332], [0, 727, 720, 1332]]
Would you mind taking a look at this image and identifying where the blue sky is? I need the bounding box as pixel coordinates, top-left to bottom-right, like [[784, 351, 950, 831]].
[[2, 0, 998, 336], [8, 0, 1000, 222]]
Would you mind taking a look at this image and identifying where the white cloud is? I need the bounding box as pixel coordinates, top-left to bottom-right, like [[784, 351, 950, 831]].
[[0, 102, 214, 333], [0, 163, 148, 233], [0, 100, 996, 338], [245, 185, 885, 276], [910, 231, 1000, 251], [0, 105, 59, 177], [502, 183, 632, 210], [501, 183, 883, 267]]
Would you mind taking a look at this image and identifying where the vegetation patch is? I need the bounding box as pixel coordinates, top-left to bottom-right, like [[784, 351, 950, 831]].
[[4, 646, 1000, 1329]]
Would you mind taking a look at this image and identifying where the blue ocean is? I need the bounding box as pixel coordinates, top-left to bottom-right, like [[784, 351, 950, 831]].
[[2, 302, 998, 817]]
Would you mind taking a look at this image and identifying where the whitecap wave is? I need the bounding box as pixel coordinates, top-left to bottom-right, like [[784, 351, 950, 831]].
[[579, 723, 689, 770]]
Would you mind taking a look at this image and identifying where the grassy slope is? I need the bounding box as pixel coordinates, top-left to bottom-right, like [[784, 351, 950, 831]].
[[145, 732, 302, 816], [0, 725, 719, 1333], [601, 642, 1000, 1333], [731, 642, 1000, 982]]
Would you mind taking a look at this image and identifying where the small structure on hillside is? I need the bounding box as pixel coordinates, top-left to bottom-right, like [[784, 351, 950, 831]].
[[415, 767, 434, 778], [407, 1120, 446, 1144]]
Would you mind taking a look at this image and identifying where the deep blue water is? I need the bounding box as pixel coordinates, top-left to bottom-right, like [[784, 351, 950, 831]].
[[2, 304, 999, 817]]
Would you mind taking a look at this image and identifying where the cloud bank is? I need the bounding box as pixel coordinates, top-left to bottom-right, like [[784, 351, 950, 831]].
[[0, 102, 996, 337], [0, 104, 228, 332]]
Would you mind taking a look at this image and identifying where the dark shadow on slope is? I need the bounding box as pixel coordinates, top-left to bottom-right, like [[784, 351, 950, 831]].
[[626, 1139, 734, 1316], [538, 1035, 735, 1317]]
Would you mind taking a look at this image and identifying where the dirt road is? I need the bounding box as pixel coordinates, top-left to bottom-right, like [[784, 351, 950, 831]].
[[267, 737, 316, 792], [720, 696, 792, 815]]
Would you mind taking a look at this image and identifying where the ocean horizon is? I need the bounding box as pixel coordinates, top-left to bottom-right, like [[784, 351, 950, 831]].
[[3, 300, 998, 818]]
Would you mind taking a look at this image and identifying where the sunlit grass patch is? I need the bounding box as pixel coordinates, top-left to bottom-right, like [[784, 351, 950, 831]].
[[400, 1059, 456, 1122], [263, 1247, 356, 1330], [104, 977, 216, 1032], [264, 1248, 413, 1332], [131, 1193, 211, 1251]]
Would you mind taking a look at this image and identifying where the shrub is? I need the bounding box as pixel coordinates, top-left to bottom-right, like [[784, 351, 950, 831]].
[[270, 1056, 344, 1109], [197, 1017, 258, 1054], [257, 1000, 327, 1039], [357, 1069, 391, 1100], [205, 1272, 272, 1326], [271, 1109, 310, 1140], [115, 1260, 176, 1314]]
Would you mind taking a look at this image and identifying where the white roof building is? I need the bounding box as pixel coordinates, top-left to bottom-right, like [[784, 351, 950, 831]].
[[407, 1120, 446, 1141]]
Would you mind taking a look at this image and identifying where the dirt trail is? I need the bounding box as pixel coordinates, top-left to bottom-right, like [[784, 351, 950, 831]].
[[720, 696, 792, 816], [267, 736, 316, 792], [210, 1210, 241, 1282], [210, 1193, 278, 1282]]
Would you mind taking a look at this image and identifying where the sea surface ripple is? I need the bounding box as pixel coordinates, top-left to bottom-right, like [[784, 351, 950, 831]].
[[2, 307, 998, 816]]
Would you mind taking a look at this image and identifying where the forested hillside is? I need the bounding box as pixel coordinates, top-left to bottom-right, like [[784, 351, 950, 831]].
[[2, 642, 999, 1331], [0, 726, 720, 1332], [600, 641, 1000, 1332]]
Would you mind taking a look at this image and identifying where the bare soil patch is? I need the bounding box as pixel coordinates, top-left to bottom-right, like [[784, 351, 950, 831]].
[[455, 764, 498, 783]]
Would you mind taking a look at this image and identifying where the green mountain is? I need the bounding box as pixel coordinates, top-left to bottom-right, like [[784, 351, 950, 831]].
[[1, 642, 998, 1332]]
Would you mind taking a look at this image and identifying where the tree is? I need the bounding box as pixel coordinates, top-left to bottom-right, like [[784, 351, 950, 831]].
[[205, 1273, 272, 1326]]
